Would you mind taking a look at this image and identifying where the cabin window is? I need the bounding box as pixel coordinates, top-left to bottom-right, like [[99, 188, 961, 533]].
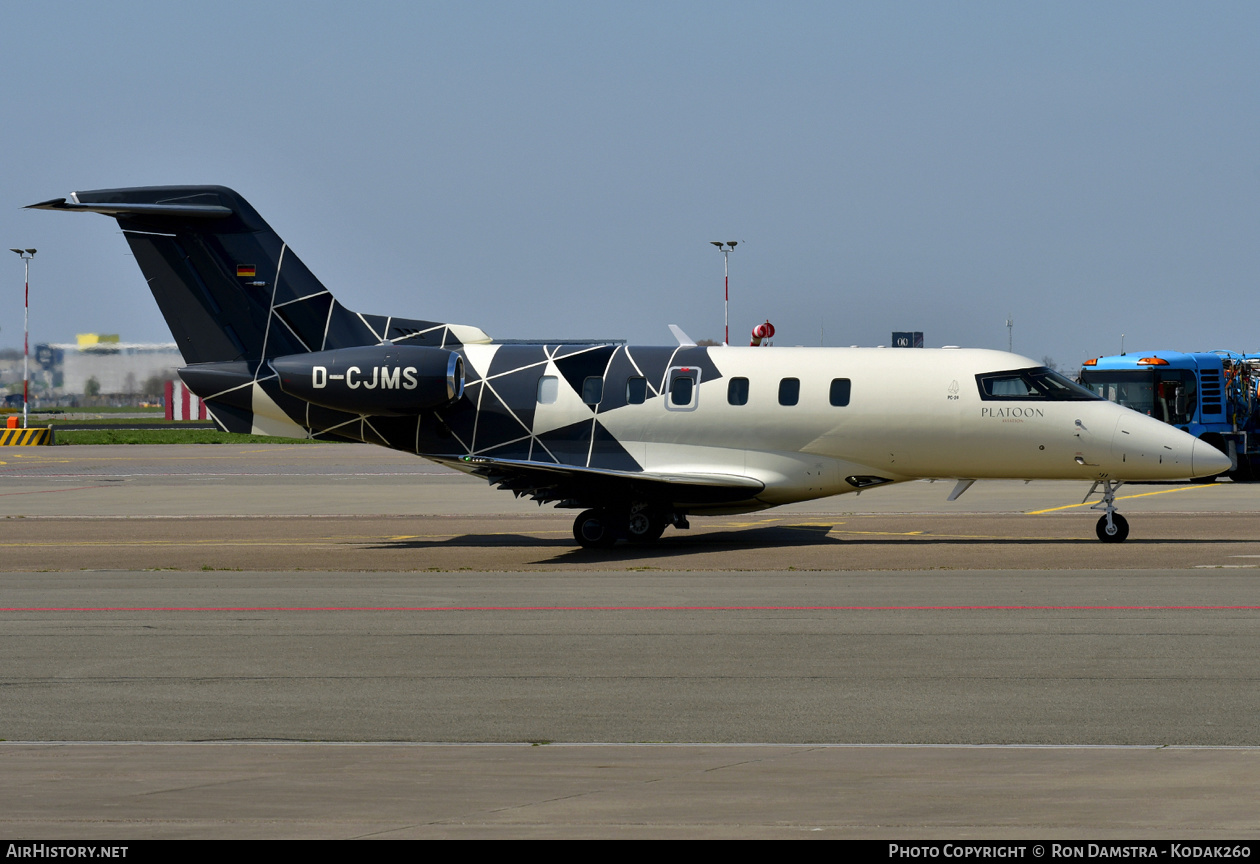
[[665, 366, 700, 410], [829, 378, 851, 407], [626, 376, 647, 404], [537, 376, 558, 404], [582, 376, 604, 406], [728, 377, 749, 406], [671, 375, 694, 405], [779, 377, 800, 406]]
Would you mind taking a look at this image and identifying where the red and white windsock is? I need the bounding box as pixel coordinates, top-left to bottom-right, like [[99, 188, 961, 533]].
[[165, 379, 207, 421], [750, 321, 775, 347]]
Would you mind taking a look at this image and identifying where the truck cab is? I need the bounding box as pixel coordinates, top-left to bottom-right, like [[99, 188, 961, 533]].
[[1079, 351, 1259, 480]]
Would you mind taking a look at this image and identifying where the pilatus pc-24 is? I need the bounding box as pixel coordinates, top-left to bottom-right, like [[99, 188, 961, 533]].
[[29, 186, 1229, 546]]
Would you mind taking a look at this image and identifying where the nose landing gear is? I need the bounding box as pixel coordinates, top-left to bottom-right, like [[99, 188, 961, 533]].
[[1086, 480, 1129, 543]]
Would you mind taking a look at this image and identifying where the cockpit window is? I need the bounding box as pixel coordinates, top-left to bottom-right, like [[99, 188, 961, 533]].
[[975, 367, 1101, 401]]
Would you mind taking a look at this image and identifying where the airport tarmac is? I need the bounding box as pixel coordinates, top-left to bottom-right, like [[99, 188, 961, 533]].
[[2, 441, 1255, 518], [2, 444, 1259, 838]]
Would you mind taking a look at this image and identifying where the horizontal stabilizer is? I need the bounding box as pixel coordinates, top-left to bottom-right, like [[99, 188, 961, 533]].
[[26, 198, 232, 218]]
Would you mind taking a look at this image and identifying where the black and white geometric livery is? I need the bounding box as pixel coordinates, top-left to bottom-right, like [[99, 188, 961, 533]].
[[29, 186, 1230, 546]]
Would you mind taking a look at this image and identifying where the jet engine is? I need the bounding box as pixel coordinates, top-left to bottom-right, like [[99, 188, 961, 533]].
[[271, 345, 464, 416]]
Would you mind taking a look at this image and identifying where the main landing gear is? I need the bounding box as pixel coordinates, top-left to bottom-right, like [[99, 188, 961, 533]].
[[1086, 480, 1129, 543], [572, 506, 683, 549], [573, 509, 618, 548]]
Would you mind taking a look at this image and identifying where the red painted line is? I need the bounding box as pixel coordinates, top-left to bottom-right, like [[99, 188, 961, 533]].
[[2, 605, 1260, 613]]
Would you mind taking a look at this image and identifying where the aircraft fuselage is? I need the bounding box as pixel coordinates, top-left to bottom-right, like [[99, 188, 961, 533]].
[[250, 341, 1220, 512]]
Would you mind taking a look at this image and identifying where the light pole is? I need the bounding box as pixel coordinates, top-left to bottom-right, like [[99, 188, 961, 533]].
[[10, 248, 36, 427], [710, 241, 737, 345]]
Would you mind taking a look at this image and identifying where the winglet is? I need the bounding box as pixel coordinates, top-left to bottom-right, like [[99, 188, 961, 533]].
[[668, 324, 696, 347]]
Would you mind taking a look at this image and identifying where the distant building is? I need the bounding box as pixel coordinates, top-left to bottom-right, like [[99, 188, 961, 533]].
[[45, 334, 185, 396]]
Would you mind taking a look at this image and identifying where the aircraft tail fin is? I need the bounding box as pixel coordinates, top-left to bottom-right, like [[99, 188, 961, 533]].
[[28, 185, 489, 365]]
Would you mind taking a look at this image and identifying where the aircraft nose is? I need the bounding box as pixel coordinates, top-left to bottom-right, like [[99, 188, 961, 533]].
[[1192, 437, 1232, 478]]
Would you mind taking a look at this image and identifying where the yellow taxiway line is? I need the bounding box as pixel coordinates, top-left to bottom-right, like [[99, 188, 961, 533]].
[[1026, 483, 1221, 515]]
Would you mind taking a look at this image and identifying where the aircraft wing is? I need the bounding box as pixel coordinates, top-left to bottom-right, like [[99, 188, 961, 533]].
[[430, 454, 765, 509]]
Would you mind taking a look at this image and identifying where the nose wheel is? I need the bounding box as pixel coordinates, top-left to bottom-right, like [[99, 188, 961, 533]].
[[1087, 480, 1129, 543], [1096, 512, 1129, 543]]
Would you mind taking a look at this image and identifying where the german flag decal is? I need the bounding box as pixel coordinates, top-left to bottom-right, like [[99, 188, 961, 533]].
[[236, 265, 256, 278]]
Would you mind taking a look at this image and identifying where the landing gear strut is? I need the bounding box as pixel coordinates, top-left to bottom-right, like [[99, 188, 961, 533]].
[[1087, 480, 1129, 543]]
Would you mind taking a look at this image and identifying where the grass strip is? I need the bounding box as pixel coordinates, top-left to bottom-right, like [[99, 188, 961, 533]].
[[45, 417, 210, 427], [53, 429, 318, 445]]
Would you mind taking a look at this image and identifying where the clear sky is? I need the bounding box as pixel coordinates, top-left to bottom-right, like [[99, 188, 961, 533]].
[[2, 1, 1258, 368]]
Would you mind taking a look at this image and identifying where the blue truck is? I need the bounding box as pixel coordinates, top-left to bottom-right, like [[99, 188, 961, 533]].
[[1079, 351, 1260, 481]]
